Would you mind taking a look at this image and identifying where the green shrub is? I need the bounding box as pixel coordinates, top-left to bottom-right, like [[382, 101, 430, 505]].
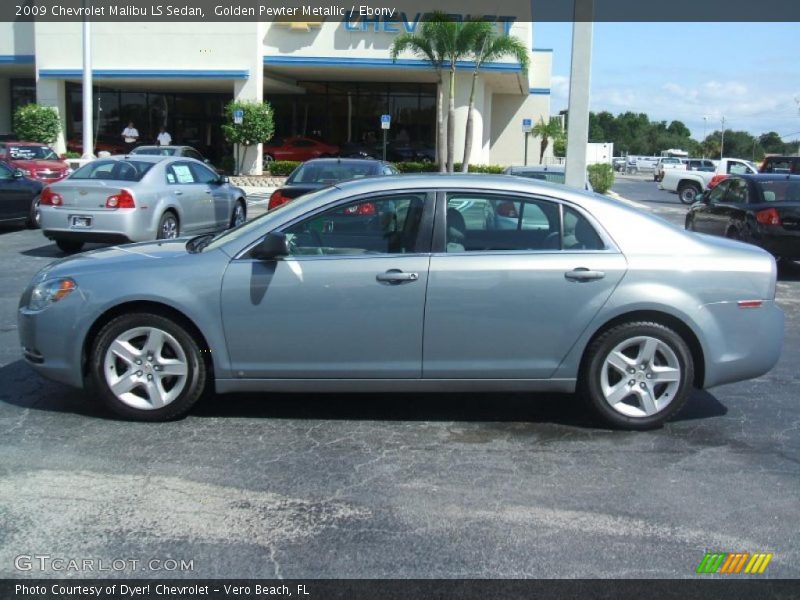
[[64, 151, 80, 159], [267, 161, 300, 176], [587, 163, 615, 194], [13, 104, 62, 144], [464, 164, 505, 174], [219, 156, 235, 175], [221, 100, 275, 174]]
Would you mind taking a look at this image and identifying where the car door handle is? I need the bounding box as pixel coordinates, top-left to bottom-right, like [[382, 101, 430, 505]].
[[565, 268, 606, 282], [376, 270, 419, 284], [173, 190, 183, 196]]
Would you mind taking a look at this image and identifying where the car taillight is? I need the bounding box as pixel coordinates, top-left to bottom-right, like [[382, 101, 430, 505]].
[[496, 202, 518, 218], [268, 190, 290, 210], [106, 189, 135, 209], [708, 174, 727, 189], [41, 187, 63, 206], [343, 202, 376, 216], [756, 208, 782, 226]]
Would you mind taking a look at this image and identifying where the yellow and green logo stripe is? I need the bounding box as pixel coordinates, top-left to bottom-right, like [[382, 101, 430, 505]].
[[696, 552, 773, 574]]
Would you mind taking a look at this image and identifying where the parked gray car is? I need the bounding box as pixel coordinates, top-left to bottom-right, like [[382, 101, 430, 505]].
[[39, 155, 246, 253], [19, 174, 784, 429]]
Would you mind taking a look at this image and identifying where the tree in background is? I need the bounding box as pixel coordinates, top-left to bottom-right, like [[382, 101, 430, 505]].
[[13, 104, 61, 145], [391, 16, 448, 172], [221, 100, 275, 175], [461, 23, 529, 172], [532, 117, 564, 164]]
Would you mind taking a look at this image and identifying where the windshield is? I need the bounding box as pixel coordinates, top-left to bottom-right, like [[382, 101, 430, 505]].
[[513, 171, 566, 184], [199, 186, 334, 252], [287, 162, 378, 185], [8, 145, 59, 160], [132, 147, 177, 156], [70, 159, 155, 182], [758, 180, 800, 202]]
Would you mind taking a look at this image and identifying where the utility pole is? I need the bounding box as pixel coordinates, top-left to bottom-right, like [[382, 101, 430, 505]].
[[720, 116, 726, 159]]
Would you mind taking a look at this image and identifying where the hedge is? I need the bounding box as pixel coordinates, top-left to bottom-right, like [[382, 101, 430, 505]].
[[267, 161, 301, 176], [396, 162, 506, 174]]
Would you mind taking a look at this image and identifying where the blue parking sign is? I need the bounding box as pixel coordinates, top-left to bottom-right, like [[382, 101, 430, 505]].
[[381, 114, 391, 130], [233, 109, 244, 125], [522, 118, 532, 133]]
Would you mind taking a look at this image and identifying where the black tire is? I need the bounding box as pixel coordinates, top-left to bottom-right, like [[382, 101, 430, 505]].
[[677, 182, 702, 205], [156, 211, 179, 239], [580, 321, 694, 430], [89, 312, 208, 421], [56, 240, 84, 253], [26, 195, 41, 229], [684, 214, 695, 231], [726, 227, 740, 240], [229, 201, 246, 228]]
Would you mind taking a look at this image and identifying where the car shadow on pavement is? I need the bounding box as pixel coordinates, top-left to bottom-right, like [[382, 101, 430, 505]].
[[0, 359, 728, 428], [778, 260, 800, 282], [20, 242, 108, 258]]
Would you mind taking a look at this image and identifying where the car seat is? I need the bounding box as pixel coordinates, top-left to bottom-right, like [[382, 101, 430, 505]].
[[446, 207, 467, 252]]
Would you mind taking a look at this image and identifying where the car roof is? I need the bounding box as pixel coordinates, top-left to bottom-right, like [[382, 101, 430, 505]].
[[134, 145, 192, 150], [507, 165, 566, 173], [735, 174, 800, 182], [102, 154, 174, 163], [298, 158, 387, 167]]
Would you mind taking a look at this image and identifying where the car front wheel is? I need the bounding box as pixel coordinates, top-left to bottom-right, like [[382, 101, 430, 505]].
[[230, 201, 246, 228], [26, 195, 41, 229], [90, 312, 208, 421], [580, 321, 694, 430]]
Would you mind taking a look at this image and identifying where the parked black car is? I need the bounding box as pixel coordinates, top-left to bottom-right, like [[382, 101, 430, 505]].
[[268, 158, 399, 210], [685, 173, 800, 261], [760, 155, 800, 174], [0, 160, 43, 228]]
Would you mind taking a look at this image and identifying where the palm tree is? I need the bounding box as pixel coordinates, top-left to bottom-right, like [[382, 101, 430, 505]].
[[391, 15, 449, 172], [461, 26, 530, 172], [532, 117, 563, 164]]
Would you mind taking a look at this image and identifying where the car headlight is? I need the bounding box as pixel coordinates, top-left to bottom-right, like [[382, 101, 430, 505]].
[[28, 278, 77, 311]]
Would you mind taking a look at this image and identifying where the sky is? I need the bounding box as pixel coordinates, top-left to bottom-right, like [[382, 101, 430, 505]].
[[534, 22, 800, 141]]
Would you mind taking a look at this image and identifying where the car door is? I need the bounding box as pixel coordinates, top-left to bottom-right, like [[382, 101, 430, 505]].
[[422, 192, 627, 379], [220, 191, 433, 378], [700, 178, 746, 236], [0, 161, 31, 221], [165, 161, 214, 233], [189, 161, 230, 229], [691, 179, 730, 234]]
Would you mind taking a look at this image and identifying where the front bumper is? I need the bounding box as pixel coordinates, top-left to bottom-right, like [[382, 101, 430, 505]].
[[18, 294, 87, 389]]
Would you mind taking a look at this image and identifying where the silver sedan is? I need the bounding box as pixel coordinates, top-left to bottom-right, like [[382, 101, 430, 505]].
[[18, 174, 784, 429], [38, 155, 246, 253]]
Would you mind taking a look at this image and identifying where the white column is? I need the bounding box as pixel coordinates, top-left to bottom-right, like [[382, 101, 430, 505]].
[[232, 22, 264, 176], [81, 19, 93, 158], [564, 3, 594, 189], [35, 79, 67, 155]]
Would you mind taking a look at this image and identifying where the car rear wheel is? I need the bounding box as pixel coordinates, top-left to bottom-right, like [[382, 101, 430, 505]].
[[56, 240, 84, 253], [90, 312, 208, 421], [157, 211, 179, 239], [580, 321, 694, 430], [229, 201, 246, 228], [678, 182, 702, 204], [26, 195, 41, 229]]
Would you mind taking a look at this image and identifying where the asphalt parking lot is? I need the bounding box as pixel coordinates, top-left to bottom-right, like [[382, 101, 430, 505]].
[[1, 178, 798, 579]]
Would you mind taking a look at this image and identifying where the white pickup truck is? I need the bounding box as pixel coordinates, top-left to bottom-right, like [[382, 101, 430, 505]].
[[659, 158, 758, 204]]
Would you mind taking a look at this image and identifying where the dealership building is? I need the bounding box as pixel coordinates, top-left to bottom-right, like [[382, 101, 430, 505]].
[[0, 18, 552, 172]]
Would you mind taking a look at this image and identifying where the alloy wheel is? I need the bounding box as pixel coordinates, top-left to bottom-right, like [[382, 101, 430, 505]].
[[233, 204, 246, 227], [599, 335, 682, 418], [160, 215, 178, 239], [102, 326, 189, 410]]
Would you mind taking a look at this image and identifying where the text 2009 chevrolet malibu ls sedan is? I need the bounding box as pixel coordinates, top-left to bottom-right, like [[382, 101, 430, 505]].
[[19, 174, 784, 429], [39, 155, 247, 254]]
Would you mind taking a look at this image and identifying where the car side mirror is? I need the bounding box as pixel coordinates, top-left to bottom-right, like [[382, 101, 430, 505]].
[[250, 232, 289, 260], [13, 168, 24, 178], [217, 175, 230, 184], [697, 192, 709, 203]]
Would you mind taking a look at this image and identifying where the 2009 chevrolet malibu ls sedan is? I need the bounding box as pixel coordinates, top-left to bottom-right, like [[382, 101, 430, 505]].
[[18, 174, 784, 429]]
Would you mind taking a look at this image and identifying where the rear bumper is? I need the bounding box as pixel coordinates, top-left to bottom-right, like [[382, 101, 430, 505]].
[[39, 206, 153, 243], [754, 229, 800, 260], [702, 300, 784, 388]]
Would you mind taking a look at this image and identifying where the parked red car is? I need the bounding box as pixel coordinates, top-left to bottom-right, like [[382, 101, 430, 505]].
[[67, 138, 129, 156], [262, 136, 339, 162], [0, 141, 70, 184]]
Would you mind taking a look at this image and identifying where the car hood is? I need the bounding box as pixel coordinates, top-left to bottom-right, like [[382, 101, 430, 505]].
[[35, 239, 197, 280], [9, 158, 68, 170]]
